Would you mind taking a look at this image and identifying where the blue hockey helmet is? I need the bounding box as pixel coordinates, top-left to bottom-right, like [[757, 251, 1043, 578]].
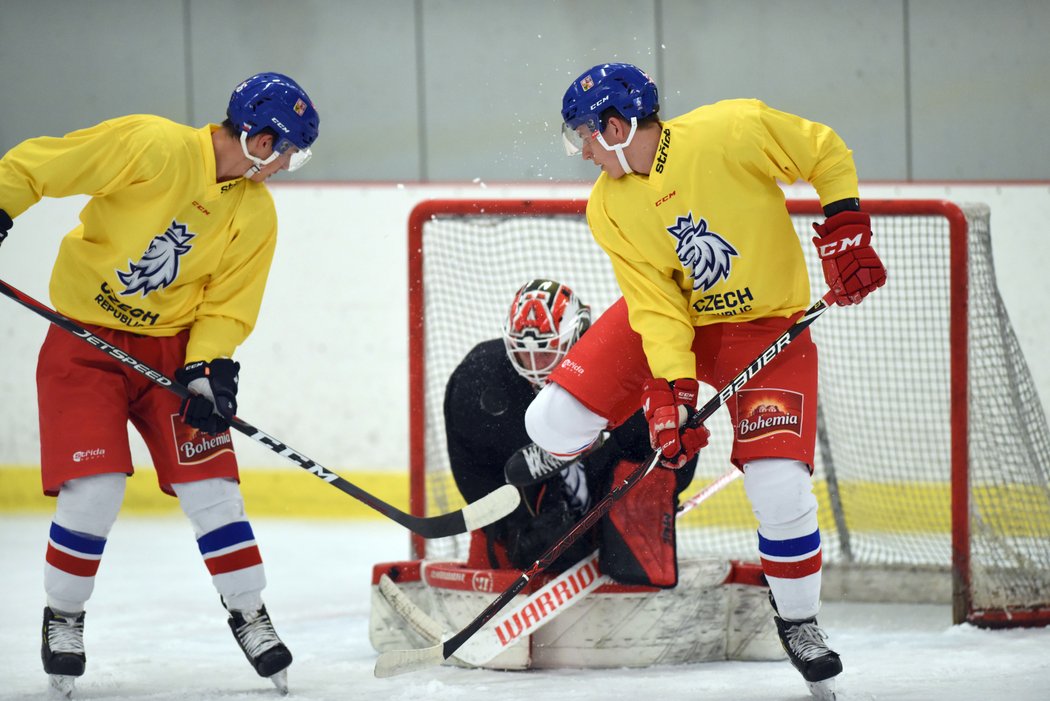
[[228, 72, 320, 173], [561, 63, 658, 155]]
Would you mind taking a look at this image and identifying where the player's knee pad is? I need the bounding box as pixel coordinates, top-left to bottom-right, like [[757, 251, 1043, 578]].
[[743, 459, 817, 537], [525, 383, 608, 458], [173, 477, 246, 537], [54, 472, 127, 537]]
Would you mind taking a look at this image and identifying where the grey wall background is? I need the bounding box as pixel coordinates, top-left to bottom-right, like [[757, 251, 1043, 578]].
[[1, 0, 1048, 182]]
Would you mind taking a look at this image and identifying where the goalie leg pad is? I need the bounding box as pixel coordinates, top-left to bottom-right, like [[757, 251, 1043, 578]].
[[601, 458, 678, 587]]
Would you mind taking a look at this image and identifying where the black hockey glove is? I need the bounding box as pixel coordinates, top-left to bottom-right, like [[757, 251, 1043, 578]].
[[504, 465, 594, 570], [175, 359, 240, 434], [505, 500, 577, 569], [0, 209, 12, 247]]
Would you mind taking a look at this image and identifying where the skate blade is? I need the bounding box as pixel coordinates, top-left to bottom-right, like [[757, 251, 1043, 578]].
[[48, 675, 76, 700], [269, 669, 289, 695], [807, 679, 837, 700]]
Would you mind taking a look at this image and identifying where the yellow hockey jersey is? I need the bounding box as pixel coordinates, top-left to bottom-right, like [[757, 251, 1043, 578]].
[[0, 114, 277, 362], [586, 98, 860, 380]]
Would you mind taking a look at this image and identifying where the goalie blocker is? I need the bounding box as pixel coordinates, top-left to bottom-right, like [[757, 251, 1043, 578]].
[[368, 555, 783, 670]]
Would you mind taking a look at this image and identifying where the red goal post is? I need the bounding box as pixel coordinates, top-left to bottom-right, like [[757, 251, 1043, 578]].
[[406, 197, 1050, 628]]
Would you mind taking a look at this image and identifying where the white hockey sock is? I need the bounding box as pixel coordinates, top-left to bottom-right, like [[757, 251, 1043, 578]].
[[45, 473, 127, 613], [743, 459, 822, 621], [174, 478, 266, 612]]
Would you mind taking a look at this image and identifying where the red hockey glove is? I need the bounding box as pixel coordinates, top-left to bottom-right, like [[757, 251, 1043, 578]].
[[641, 378, 710, 469], [811, 210, 887, 306]]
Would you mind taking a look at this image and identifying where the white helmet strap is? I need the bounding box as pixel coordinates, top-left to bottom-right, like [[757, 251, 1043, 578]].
[[239, 131, 281, 178], [594, 116, 638, 175]]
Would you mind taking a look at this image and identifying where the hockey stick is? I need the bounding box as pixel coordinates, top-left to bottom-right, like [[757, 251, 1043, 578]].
[[0, 278, 519, 538], [377, 465, 741, 667], [678, 466, 742, 517], [374, 291, 836, 677]]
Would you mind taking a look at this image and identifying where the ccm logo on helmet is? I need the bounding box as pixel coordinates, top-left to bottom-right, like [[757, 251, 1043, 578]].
[[589, 95, 609, 111], [270, 117, 291, 134]]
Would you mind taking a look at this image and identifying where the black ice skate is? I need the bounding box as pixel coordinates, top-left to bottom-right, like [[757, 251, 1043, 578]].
[[226, 604, 293, 694], [770, 594, 842, 700], [41, 607, 86, 699]]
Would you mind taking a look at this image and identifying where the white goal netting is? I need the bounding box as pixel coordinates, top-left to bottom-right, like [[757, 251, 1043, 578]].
[[408, 199, 1050, 627]]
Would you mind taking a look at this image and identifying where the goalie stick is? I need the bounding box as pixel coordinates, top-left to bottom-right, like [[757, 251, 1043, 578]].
[[376, 465, 741, 666], [374, 291, 837, 677], [379, 550, 607, 667], [0, 278, 519, 538]]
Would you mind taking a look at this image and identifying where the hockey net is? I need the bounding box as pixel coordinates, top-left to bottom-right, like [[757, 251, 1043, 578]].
[[407, 198, 1050, 628]]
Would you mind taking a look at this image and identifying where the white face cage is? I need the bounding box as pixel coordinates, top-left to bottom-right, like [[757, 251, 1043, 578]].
[[502, 287, 591, 388], [240, 131, 312, 177], [561, 119, 600, 156], [560, 116, 639, 174]]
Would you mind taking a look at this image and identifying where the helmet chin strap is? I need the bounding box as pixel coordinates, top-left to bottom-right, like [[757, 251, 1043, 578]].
[[239, 132, 280, 178], [595, 117, 638, 175]]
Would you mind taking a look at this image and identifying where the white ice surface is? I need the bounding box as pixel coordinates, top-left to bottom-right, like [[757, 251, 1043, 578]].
[[1, 513, 1048, 701]]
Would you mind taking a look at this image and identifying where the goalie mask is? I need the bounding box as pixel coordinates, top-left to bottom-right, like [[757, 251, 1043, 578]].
[[502, 280, 591, 389]]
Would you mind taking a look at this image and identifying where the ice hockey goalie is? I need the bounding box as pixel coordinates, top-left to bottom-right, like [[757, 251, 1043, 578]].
[[368, 279, 783, 669]]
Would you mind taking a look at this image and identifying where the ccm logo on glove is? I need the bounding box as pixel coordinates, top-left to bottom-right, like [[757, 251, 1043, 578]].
[[175, 358, 240, 435], [814, 232, 867, 257], [811, 210, 887, 306]]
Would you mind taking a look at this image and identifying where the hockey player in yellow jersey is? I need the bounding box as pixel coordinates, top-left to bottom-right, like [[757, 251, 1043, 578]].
[[0, 72, 319, 697], [525, 63, 886, 699]]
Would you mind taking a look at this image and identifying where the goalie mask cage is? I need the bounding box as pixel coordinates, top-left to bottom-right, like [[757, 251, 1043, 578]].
[[407, 198, 1050, 628]]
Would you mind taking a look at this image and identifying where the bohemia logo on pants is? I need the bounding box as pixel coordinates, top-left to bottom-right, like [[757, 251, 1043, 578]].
[[735, 388, 804, 442], [171, 414, 234, 464]]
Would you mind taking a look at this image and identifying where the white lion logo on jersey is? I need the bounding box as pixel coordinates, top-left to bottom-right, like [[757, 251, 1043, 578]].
[[117, 221, 195, 297], [666, 212, 738, 291]]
